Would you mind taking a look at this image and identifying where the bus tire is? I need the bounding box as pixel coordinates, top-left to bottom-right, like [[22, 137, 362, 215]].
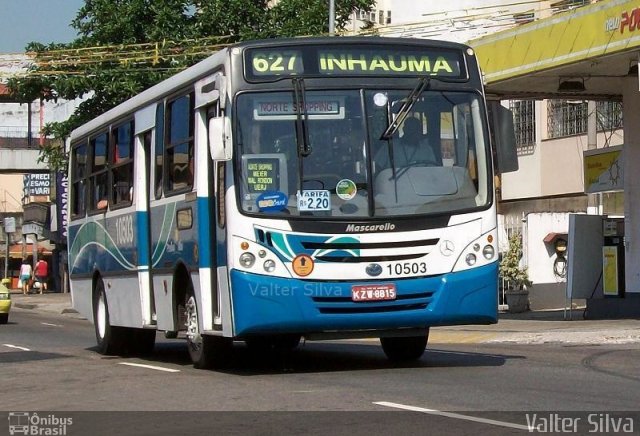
[[93, 278, 127, 355], [380, 331, 429, 362], [184, 284, 230, 369], [0, 313, 8, 324]]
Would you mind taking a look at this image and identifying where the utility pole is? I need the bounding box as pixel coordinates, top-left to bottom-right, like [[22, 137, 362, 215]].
[[3, 217, 16, 280], [329, 0, 335, 35]]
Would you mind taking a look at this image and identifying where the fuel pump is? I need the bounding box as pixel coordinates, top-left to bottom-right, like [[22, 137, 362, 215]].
[[602, 218, 625, 297]]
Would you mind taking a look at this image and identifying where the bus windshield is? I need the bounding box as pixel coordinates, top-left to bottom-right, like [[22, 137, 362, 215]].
[[235, 88, 489, 218]]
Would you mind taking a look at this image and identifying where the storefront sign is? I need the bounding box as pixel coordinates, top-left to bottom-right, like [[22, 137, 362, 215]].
[[583, 146, 623, 193]]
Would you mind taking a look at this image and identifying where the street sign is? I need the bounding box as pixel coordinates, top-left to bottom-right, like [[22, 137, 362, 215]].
[[4, 217, 16, 233], [22, 222, 44, 238]]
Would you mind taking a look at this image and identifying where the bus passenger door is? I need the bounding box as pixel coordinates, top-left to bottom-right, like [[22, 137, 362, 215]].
[[135, 126, 156, 326]]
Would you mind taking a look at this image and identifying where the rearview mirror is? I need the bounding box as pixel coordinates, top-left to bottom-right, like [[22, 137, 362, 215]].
[[209, 117, 232, 161], [488, 101, 519, 174]]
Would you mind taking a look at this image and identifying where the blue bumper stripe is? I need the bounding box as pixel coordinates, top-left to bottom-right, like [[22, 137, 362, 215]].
[[230, 263, 498, 336]]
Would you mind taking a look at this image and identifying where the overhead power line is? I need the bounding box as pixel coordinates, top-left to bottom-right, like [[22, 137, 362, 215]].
[[0, 1, 590, 78]]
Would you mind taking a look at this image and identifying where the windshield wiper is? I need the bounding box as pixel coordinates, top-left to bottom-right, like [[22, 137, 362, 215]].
[[292, 77, 311, 194], [378, 77, 430, 200], [380, 77, 430, 141]]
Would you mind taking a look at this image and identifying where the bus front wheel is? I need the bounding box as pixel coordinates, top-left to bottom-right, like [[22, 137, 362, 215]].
[[184, 286, 230, 369], [93, 279, 127, 355], [380, 331, 429, 362]]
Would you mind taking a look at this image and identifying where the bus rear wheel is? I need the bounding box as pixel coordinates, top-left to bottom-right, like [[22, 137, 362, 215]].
[[184, 285, 230, 369], [380, 331, 429, 362]]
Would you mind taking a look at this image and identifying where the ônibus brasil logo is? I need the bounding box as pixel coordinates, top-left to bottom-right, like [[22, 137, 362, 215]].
[[8, 412, 73, 436]]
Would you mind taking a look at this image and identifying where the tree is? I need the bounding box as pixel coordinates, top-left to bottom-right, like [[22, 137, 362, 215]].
[[8, 0, 376, 172], [499, 232, 532, 291]]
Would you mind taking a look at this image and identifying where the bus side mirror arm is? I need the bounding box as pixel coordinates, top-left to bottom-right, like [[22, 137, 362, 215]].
[[209, 117, 232, 161]]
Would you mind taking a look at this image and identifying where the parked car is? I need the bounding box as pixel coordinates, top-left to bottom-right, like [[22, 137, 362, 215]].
[[0, 281, 11, 324]]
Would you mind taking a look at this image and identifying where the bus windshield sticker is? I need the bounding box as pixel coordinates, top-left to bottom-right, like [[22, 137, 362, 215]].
[[336, 179, 357, 200], [256, 191, 288, 212], [253, 96, 344, 120], [297, 190, 331, 211], [246, 157, 280, 193]]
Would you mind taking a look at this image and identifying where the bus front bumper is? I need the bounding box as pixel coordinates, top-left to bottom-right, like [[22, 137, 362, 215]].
[[230, 262, 498, 337]]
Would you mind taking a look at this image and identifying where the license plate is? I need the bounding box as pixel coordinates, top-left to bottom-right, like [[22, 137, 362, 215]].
[[352, 284, 397, 302]]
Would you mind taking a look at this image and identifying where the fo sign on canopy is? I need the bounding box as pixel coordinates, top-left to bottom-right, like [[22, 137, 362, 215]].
[[583, 146, 623, 194]]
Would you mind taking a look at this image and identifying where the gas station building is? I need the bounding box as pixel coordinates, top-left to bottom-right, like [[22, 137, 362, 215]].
[[471, 0, 640, 317]]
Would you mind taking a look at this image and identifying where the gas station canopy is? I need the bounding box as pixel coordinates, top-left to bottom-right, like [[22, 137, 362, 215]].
[[470, 0, 640, 100]]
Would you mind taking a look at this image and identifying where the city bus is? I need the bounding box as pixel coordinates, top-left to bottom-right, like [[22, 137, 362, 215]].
[[67, 36, 517, 368]]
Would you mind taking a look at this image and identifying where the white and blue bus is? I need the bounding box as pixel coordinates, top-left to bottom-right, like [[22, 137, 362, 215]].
[[67, 37, 517, 368]]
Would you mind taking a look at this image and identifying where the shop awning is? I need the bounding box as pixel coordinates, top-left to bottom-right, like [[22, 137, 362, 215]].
[[470, 0, 640, 100], [2, 243, 53, 259]]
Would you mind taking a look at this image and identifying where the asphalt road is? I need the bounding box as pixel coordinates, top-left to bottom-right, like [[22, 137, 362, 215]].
[[2, 308, 640, 435]]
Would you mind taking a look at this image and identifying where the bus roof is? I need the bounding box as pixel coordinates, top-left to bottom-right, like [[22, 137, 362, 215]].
[[70, 36, 472, 141]]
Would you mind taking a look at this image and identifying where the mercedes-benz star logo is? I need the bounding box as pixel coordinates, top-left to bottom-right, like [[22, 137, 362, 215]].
[[440, 240, 455, 256], [366, 263, 383, 276]]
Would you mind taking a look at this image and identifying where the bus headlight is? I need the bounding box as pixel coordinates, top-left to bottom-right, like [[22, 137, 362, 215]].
[[482, 245, 495, 260], [263, 259, 276, 272], [465, 253, 477, 266], [239, 252, 256, 268]]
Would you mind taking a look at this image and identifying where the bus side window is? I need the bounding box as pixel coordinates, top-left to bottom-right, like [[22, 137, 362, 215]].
[[165, 93, 194, 194], [155, 103, 164, 199], [71, 143, 88, 217], [111, 120, 134, 207], [89, 132, 109, 212]]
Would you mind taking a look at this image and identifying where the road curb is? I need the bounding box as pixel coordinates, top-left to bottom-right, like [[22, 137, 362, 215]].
[[61, 308, 79, 314], [14, 303, 37, 310]]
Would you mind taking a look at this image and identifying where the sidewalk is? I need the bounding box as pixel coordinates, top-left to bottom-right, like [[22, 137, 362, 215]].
[[8, 288, 640, 345], [9, 288, 83, 319]]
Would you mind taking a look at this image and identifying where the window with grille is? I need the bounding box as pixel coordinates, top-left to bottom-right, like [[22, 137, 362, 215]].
[[548, 100, 623, 139], [547, 100, 588, 138], [509, 100, 535, 147], [596, 101, 623, 131]]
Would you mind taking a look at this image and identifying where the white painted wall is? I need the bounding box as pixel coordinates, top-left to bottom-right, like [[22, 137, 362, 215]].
[[502, 128, 624, 200], [0, 98, 83, 138], [525, 212, 569, 284], [348, 0, 541, 42], [0, 175, 24, 213]]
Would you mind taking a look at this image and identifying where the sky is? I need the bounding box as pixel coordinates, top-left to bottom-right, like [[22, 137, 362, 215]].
[[0, 0, 85, 53]]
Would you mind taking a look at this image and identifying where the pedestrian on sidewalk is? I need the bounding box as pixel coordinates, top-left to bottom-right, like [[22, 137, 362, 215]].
[[19, 258, 32, 295], [34, 258, 49, 294]]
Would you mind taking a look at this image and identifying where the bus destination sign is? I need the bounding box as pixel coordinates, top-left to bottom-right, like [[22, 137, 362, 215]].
[[253, 96, 345, 120], [246, 45, 464, 80]]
